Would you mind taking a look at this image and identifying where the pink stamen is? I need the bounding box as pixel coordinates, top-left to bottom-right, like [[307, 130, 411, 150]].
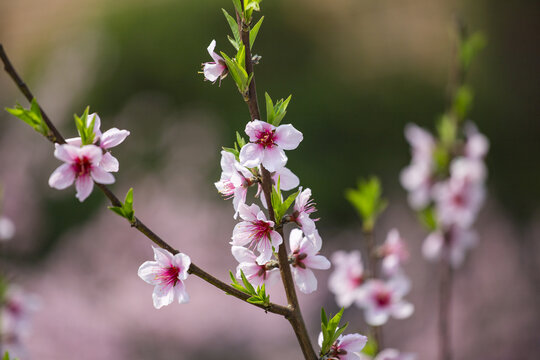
[[156, 266, 181, 287], [256, 129, 276, 148], [72, 156, 92, 177]]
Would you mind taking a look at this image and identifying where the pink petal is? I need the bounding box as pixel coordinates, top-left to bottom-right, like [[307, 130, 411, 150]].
[[391, 301, 414, 319], [231, 222, 254, 246], [274, 124, 303, 150], [138, 261, 161, 285], [100, 152, 120, 172], [75, 174, 94, 202], [339, 333, 368, 353], [255, 239, 274, 265], [239, 143, 264, 168], [304, 254, 331, 270], [273, 167, 299, 191], [422, 232, 443, 262], [288, 228, 304, 251], [79, 144, 103, 165], [292, 267, 317, 294], [238, 203, 261, 222], [152, 284, 175, 309], [174, 282, 190, 304], [0, 217, 15, 240], [100, 128, 130, 149], [245, 120, 274, 142], [203, 63, 226, 82], [54, 144, 80, 163], [173, 253, 191, 280], [261, 146, 287, 172], [65, 137, 83, 147], [364, 307, 389, 326], [48, 164, 75, 189], [152, 246, 174, 267], [268, 229, 283, 248], [207, 40, 223, 63], [231, 246, 256, 264], [90, 166, 115, 184], [87, 113, 102, 138]]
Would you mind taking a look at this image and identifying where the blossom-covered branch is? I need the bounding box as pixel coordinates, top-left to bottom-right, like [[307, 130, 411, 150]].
[[0, 44, 292, 318]]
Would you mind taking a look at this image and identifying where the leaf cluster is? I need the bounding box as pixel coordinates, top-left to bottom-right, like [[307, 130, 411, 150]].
[[232, 0, 262, 24], [74, 106, 96, 145], [221, 46, 253, 95], [223, 9, 264, 51], [265, 92, 292, 126], [108, 188, 135, 223], [319, 308, 348, 356], [270, 178, 299, 225], [229, 270, 270, 307], [345, 177, 387, 232], [5, 98, 49, 137]]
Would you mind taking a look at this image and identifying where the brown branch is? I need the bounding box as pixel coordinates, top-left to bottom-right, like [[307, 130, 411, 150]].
[[235, 9, 317, 358], [0, 43, 291, 319]]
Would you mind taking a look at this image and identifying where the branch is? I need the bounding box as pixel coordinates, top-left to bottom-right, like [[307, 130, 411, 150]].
[[0, 44, 291, 319], [234, 10, 317, 359]]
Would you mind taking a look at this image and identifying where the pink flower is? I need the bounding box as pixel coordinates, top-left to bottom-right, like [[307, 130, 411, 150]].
[[379, 229, 409, 276], [66, 113, 130, 172], [215, 150, 254, 218], [231, 203, 283, 264], [202, 40, 228, 83], [318, 332, 368, 360], [289, 229, 330, 294], [0, 216, 15, 241], [400, 124, 436, 210], [290, 187, 318, 236], [464, 123, 489, 160], [239, 120, 303, 172], [138, 246, 191, 309], [432, 177, 485, 229], [422, 227, 477, 268], [356, 277, 414, 326], [1, 286, 39, 356], [231, 246, 280, 288], [328, 250, 366, 308], [48, 144, 115, 202]]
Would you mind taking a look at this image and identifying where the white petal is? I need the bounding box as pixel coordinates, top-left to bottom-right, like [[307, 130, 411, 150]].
[[152, 246, 174, 267], [0, 217, 15, 240], [100, 152, 120, 172], [292, 267, 318, 294], [79, 145, 103, 165], [305, 255, 331, 270], [289, 228, 304, 251], [174, 282, 190, 304], [261, 146, 287, 172], [54, 144, 79, 163], [339, 333, 368, 353], [239, 143, 264, 168], [138, 261, 161, 285], [152, 284, 175, 309], [91, 166, 115, 184], [273, 167, 299, 191], [65, 137, 83, 147], [100, 128, 130, 149], [173, 253, 191, 280], [87, 113, 102, 137], [48, 164, 76, 189], [231, 222, 254, 246], [231, 246, 256, 263], [75, 175, 94, 202], [422, 232, 443, 262], [274, 124, 303, 150], [391, 301, 414, 319], [203, 63, 226, 82], [364, 307, 389, 326]]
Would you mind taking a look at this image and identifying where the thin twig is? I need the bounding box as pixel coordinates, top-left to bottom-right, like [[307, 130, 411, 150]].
[[236, 8, 317, 359], [0, 43, 291, 319], [363, 229, 383, 350]]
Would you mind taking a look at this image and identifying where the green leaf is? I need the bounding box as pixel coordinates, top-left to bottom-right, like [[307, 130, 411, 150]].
[[108, 206, 125, 218], [437, 114, 456, 148], [345, 177, 387, 231], [319, 308, 347, 356], [107, 188, 135, 222], [321, 307, 328, 327], [453, 85, 474, 120], [5, 98, 49, 136], [418, 206, 438, 231], [231, 0, 243, 17], [265, 92, 275, 124], [249, 16, 264, 48], [236, 45, 246, 74], [222, 9, 241, 49], [460, 31, 486, 70], [236, 131, 246, 148], [220, 51, 250, 93], [240, 270, 256, 294], [265, 93, 292, 126], [360, 336, 379, 357], [74, 106, 95, 145], [222, 146, 240, 159]]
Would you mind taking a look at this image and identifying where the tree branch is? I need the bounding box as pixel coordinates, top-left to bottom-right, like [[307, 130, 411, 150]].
[[0, 43, 291, 319], [235, 10, 318, 359]]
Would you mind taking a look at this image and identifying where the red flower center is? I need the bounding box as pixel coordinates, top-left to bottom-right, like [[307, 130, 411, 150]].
[[72, 156, 92, 177], [256, 129, 276, 148], [375, 290, 391, 307], [157, 266, 180, 287]]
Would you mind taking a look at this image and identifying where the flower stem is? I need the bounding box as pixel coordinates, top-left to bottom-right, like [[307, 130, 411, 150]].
[[0, 44, 291, 319]]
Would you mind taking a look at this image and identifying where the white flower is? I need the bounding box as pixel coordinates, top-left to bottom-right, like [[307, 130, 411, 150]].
[[289, 229, 330, 294], [328, 250, 366, 308]]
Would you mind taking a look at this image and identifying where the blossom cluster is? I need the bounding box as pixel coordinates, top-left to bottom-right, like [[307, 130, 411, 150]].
[[218, 119, 331, 294], [400, 123, 489, 267], [328, 229, 414, 327]]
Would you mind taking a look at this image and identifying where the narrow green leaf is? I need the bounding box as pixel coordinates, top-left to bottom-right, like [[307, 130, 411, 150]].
[[108, 206, 125, 218], [265, 92, 275, 124], [240, 270, 256, 294], [249, 16, 264, 48], [280, 190, 299, 217], [237, 44, 246, 70], [231, 0, 243, 17], [272, 94, 292, 126], [236, 131, 246, 148], [222, 9, 241, 46]]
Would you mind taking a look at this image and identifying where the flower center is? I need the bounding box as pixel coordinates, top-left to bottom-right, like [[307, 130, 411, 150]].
[[375, 290, 391, 307], [452, 192, 466, 207], [72, 156, 92, 177], [156, 266, 180, 287], [351, 275, 364, 288], [250, 220, 272, 242], [256, 129, 276, 148]]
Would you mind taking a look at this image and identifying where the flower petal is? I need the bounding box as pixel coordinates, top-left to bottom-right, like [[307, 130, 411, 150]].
[[48, 164, 75, 189], [292, 267, 317, 294], [304, 254, 331, 270], [138, 261, 161, 285], [152, 284, 175, 309], [100, 152, 120, 172], [100, 128, 130, 149], [239, 143, 264, 169], [54, 144, 79, 163], [174, 282, 190, 304], [90, 166, 115, 184], [152, 246, 174, 267], [273, 167, 299, 191], [261, 146, 287, 172], [274, 124, 303, 150], [75, 175, 94, 202], [289, 228, 304, 251]]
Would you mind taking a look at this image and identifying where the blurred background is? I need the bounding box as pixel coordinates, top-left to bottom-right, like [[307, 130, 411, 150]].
[[0, 0, 539, 358]]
